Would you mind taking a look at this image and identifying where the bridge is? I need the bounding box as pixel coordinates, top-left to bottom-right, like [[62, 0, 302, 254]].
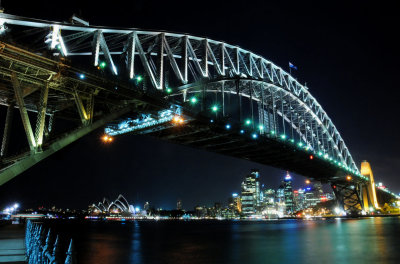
[[0, 12, 398, 214]]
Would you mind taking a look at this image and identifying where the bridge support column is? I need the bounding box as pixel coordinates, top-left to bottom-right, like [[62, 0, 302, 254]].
[[11, 73, 36, 151], [1, 102, 14, 159], [361, 161, 380, 211], [332, 183, 364, 214]]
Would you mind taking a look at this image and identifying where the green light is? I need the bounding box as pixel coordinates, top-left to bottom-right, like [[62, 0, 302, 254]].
[[212, 105, 219, 112], [270, 130, 276, 135], [166, 88, 172, 94], [290, 139, 295, 143], [245, 119, 251, 125], [280, 134, 286, 140], [298, 142, 304, 147], [190, 97, 197, 104], [100, 61, 107, 69], [136, 76, 143, 82], [258, 125, 264, 130]]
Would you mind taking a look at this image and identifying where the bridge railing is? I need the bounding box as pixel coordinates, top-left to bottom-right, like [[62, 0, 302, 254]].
[[25, 220, 76, 264]]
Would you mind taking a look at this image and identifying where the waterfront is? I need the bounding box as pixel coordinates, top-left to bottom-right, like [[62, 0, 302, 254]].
[[40, 217, 400, 263]]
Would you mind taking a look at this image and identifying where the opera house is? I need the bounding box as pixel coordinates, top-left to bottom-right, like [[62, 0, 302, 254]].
[[89, 194, 134, 216]]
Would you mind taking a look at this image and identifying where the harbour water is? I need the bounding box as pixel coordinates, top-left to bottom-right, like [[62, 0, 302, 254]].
[[44, 217, 400, 263]]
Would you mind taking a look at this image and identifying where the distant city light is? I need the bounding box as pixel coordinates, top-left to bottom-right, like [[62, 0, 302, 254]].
[[79, 74, 85, 79], [252, 133, 258, 139], [346, 175, 352, 181], [309, 155, 314, 160], [280, 134, 286, 140], [305, 179, 311, 184], [258, 125, 264, 131], [225, 124, 231, 129], [240, 130, 245, 134], [245, 119, 251, 125], [211, 105, 219, 112], [232, 193, 238, 198], [166, 88, 172, 94], [136, 75, 143, 82]]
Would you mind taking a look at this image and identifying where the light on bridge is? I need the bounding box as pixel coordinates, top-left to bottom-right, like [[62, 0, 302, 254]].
[[172, 115, 184, 125], [211, 105, 219, 112], [346, 175, 352, 181], [245, 119, 251, 126], [99, 61, 107, 69], [166, 88, 173, 94], [225, 124, 231, 129], [102, 135, 114, 143], [190, 97, 198, 104], [79, 74, 85, 79], [252, 133, 258, 139], [280, 134, 287, 140], [240, 130, 245, 134]]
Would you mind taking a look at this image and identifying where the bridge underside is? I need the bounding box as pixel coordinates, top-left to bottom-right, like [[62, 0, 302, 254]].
[[132, 118, 349, 182]]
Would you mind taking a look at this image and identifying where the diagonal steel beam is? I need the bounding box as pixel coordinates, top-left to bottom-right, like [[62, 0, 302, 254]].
[[34, 82, 49, 149], [11, 73, 36, 151], [0, 106, 132, 186]]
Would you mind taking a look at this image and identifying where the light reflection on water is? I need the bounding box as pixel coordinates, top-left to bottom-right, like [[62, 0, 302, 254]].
[[48, 217, 400, 264]]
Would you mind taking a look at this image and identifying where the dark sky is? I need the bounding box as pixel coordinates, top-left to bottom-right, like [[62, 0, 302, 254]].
[[1, 0, 399, 210]]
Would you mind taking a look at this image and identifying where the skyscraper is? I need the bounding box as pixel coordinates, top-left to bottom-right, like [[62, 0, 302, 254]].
[[177, 199, 182, 210], [284, 171, 294, 215], [241, 169, 261, 215]]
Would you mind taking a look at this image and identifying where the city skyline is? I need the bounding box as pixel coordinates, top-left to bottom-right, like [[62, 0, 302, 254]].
[[1, 0, 400, 212]]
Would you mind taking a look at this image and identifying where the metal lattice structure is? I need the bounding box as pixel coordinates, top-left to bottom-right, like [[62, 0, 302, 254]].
[[0, 13, 359, 172], [1, 12, 399, 212]]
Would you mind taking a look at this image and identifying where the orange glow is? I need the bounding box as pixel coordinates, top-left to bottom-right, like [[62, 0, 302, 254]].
[[172, 115, 184, 125], [305, 179, 311, 184], [309, 155, 314, 160], [102, 135, 113, 143], [346, 175, 352, 181]]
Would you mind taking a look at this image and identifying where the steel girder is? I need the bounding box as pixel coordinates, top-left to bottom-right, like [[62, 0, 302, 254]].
[[0, 13, 357, 172], [332, 183, 364, 213]]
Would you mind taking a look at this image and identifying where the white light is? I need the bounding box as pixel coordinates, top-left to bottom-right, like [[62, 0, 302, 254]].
[[334, 207, 341, 214], [0, 18, 7, 34], [51, 25, 59, 49], [14, 203, 19, 209]]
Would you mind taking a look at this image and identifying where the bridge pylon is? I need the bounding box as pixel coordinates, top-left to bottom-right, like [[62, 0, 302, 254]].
[[360, 160, 380, 212]]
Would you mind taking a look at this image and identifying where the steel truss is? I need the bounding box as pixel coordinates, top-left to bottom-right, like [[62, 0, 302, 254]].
[[0, 12, 358, 173], [332, 183, 365, 213]]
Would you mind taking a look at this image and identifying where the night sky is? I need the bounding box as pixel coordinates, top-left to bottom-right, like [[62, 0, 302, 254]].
[[1, 0, 399, 210]]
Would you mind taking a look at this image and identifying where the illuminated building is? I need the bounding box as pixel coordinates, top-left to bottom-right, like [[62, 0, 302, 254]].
[[89, 194, 133, 216], [177, 200, 182, 210], [229, 193, 242, 215], [284, 171, 294, 215], [240, 169, 261, 215]]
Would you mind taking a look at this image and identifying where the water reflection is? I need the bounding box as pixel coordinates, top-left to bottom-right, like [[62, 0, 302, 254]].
[[129, 221, 142, 263], [49, 217, 400, 264]]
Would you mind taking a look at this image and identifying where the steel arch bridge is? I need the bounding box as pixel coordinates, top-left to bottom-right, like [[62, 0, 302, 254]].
[[0, 13, 398, 213]]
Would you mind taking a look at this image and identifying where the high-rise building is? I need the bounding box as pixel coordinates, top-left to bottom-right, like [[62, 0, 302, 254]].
[[229, 193, 242, 214], [177, 200, 182, 210], [284, 171, 294, 214], [240, 169, 261, 215]]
